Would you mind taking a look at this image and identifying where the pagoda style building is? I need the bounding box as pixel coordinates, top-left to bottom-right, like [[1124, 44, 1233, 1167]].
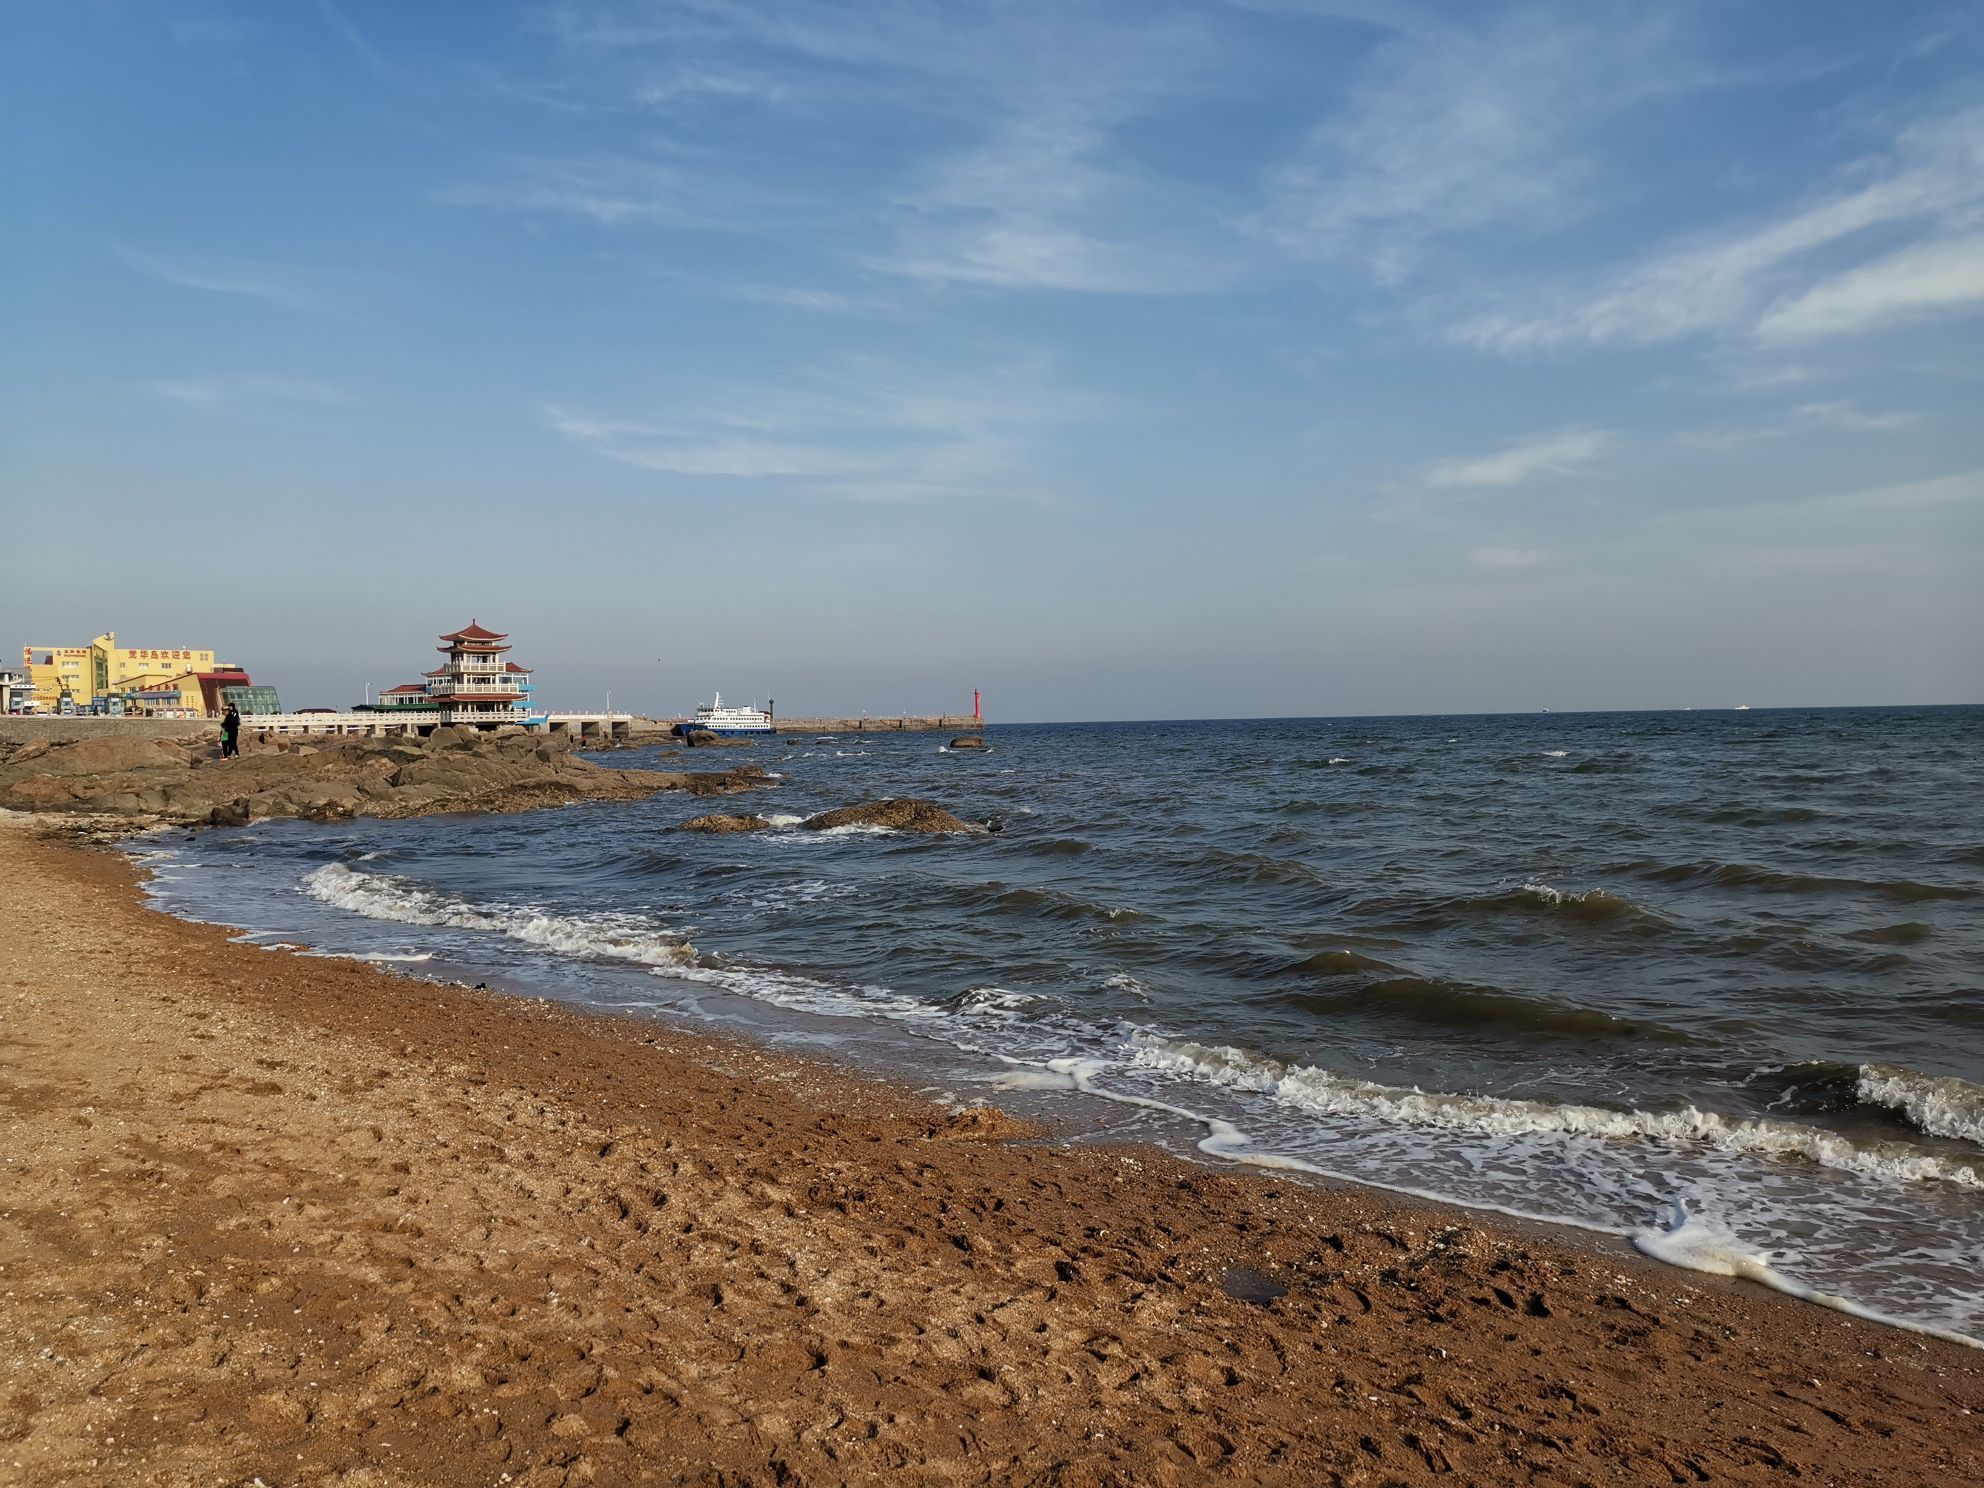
[[373, 621, 538, 728]]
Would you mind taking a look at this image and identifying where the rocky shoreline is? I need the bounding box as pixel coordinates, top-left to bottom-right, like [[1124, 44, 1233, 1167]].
[[0, 728, 774, 833]]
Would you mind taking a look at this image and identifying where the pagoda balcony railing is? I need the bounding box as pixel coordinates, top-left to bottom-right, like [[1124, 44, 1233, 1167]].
[[428, 680, 526, 695]]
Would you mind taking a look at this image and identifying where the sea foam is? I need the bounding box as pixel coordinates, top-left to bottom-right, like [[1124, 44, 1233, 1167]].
[[303, 863, 694, 967], [1127, 1034, 1981, 1189], [1857, 1063, 1984, 1146]]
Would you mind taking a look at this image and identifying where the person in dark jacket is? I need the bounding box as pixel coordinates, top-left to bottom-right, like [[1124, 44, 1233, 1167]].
[[221, 704, 241, 758]]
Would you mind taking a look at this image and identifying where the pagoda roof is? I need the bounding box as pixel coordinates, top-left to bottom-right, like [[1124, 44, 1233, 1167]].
[[504, 662, 532, 673], [423, 667, 451, 677], [429, 691, 522, 703], [439, 620, 507, 642], [382, 684, 427, 695]]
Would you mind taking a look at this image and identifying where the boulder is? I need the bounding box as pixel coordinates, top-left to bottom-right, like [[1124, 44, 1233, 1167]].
[[801, 798, 981, 834], [24, 736, 190, 777], [949, 736, 987, 750], [680, 766, 774, 797], [680, 813, 773, 834]]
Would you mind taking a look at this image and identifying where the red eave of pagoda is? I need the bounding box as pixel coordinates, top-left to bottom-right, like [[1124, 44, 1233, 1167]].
[[437, 620, 509, 652], [503, 662, 532, 673], [429, 692, 522, 703]]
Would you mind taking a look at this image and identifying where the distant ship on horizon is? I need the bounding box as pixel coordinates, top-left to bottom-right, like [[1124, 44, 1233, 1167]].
[[679, 692, 774, 737]]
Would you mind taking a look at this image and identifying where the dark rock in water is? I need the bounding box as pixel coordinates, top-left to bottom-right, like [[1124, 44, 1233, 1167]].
[[801, 798, 981, 834], [949, 736, 987, 750], [681, 813, 772, 833], [680, 765, 773, 797], [683, 730, 754, 748]]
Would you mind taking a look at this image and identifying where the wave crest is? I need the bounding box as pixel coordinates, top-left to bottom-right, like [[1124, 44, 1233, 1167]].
[[1128, 1035, 1981, 1189], [303, 863, 695, 967], [1857, 1064, 1984, 1146]]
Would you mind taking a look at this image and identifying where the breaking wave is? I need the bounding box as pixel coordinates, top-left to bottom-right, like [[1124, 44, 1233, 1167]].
[[303, 863, 695, 967], [1857, 1064, 1984, 1146], [1127, 1034, 1982, 1189]]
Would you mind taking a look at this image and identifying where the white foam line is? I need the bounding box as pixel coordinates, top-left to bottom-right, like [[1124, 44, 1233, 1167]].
[[987, 1057, 1620, 1236], [994, 1056, 1983, 1350], [1858, 1063, 1984, 1147], [1633, 1200, 1983, 1350], [304, 863, 694, 968], [1131, 1035, 1981, 1190]]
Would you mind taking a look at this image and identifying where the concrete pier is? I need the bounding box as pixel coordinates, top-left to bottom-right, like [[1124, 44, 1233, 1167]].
[[634, 715, 983, 737]]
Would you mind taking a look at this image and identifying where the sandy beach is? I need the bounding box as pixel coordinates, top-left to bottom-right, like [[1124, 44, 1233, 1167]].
[[2, 813, 1979, 1487]]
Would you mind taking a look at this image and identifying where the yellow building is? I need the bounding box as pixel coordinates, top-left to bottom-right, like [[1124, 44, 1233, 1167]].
[[20, 632, 230, 713]]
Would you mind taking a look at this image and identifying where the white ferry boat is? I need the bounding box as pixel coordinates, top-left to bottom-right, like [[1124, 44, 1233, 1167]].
[[677, 692, 774, 738]]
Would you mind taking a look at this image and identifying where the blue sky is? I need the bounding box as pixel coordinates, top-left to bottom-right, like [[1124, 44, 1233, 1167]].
[[5, 0, 1981, 718]]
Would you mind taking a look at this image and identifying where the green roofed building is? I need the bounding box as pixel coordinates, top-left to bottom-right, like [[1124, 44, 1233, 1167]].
[[221, 684, 283, 715]]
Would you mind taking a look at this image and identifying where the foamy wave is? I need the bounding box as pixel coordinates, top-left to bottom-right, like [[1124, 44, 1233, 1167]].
[[1128, 1034, 1981, 1189], [303, 863, 694, 968], [951, 986, 1052, 1020], [761, 813, 805, 828], [1542, 750, 1569, 758], [1858, 1064, 1984, 1146], [300, 949, 435, 963], [669, 960, 942, 1025], [1632, 1201, 1982, 1349]]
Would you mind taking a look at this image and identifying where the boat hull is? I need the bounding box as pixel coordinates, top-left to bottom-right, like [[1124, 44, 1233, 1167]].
[[673, 722, 773, 738]]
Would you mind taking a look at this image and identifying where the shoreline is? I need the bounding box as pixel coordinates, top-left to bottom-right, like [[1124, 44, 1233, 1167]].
[[4, 814, 1980, 1484]]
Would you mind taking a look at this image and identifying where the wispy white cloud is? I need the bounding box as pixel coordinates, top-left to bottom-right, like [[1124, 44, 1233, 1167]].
[[1452, 107, 1984, 352], [876, 116, 1233, 294], [1421, 428, 1611, 490], [1676, 399, 1920, 449], [317, 0, 388, 79], [632, 67, 791, 111], [1757, 233, 1984, 339], [117, 245, 320, 311], [1805, 468, 1984, 516], [543, 354, 1107, 501], [437, 153, 811, 233], [733, 284, 897, 316], [142, 375, 354, 408], [1257, 8, 1689, 282], [862, 11, 1237, 295], [516, 1, 1235, 295]]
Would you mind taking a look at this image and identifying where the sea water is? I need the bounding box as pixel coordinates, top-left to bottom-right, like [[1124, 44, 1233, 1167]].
[[137, 707, 1984, 1343]]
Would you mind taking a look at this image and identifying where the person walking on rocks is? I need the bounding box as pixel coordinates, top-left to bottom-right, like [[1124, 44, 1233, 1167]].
[[220, 703, 241, 759]]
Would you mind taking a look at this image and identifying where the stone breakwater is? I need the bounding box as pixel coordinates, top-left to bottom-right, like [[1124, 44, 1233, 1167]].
[[0, 727, 773, 831], [628, 714, 983, 738]]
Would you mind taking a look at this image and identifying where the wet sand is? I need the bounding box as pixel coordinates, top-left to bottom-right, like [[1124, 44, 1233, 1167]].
[[2, 813, 1979, 1486]]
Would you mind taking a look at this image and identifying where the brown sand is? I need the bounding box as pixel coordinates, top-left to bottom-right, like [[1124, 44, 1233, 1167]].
[[2, 814, 1978, 1486]]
